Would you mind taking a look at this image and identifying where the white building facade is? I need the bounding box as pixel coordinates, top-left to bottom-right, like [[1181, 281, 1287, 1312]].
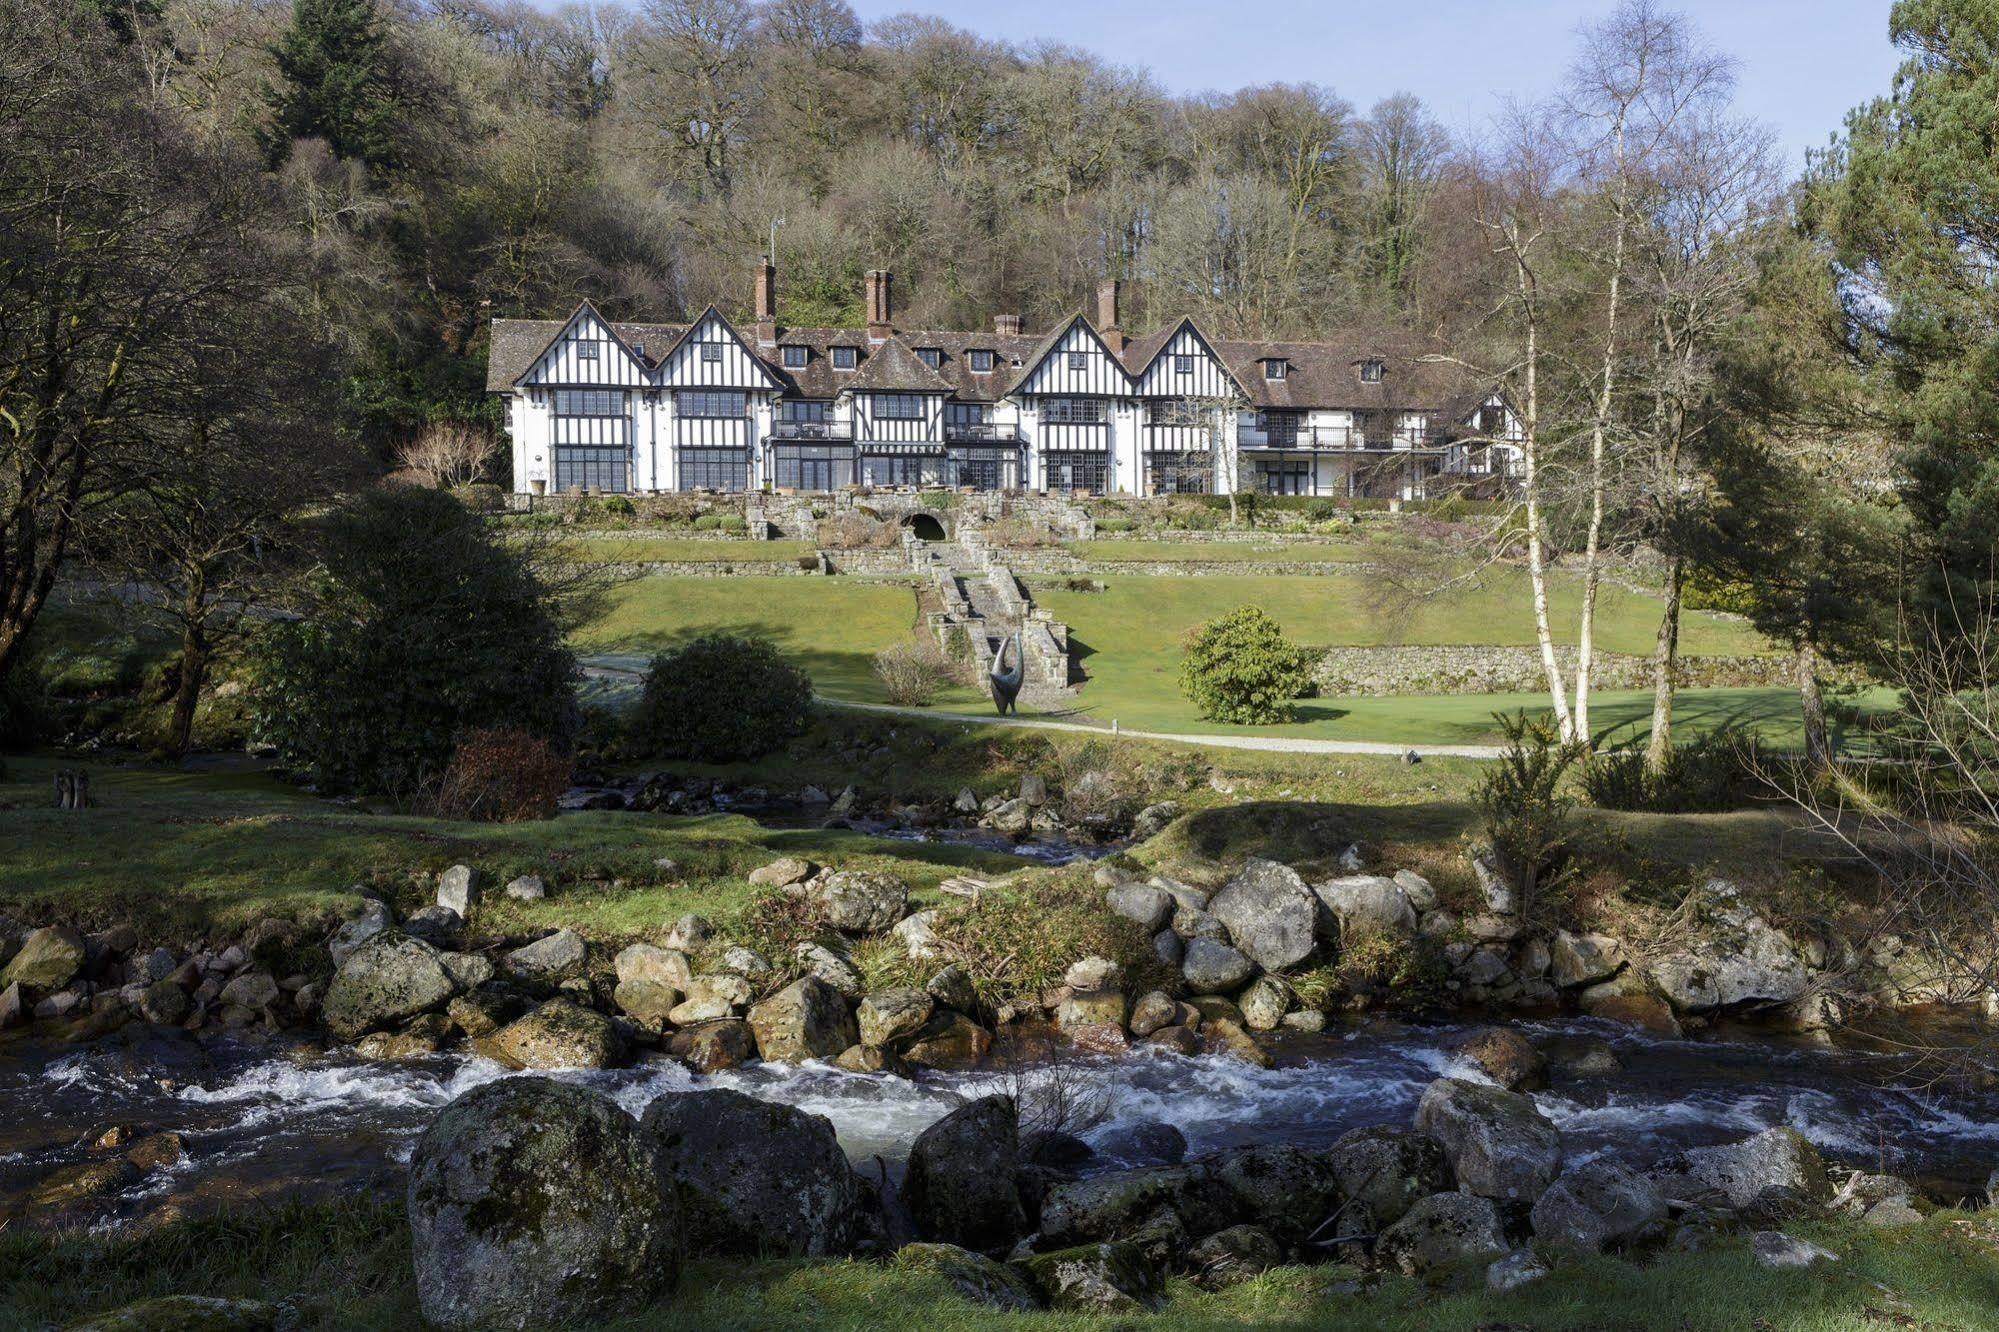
[[488, 264, 1522, 499]]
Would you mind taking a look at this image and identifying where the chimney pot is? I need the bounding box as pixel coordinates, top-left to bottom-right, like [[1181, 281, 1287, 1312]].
[[994, 313, 1023, 336]]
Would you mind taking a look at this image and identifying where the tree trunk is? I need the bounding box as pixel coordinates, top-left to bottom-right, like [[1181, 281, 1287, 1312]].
[[169, 629, 208, 759], [1797, 638, 1830, 774], [1645, 556, 1683, 773]]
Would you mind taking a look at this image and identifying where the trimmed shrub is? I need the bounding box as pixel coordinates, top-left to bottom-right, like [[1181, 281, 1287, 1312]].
[[434, 727, 570, 821], [1179, 606, 1314, 725], [873, 636, 960, 707], [1093, 516, 1135, 533], [632, 634, 812, 762], [248, 488, 578, 797]]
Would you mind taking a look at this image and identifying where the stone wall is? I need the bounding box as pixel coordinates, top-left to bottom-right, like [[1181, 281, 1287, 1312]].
[[1309, 644, 1800, 697]]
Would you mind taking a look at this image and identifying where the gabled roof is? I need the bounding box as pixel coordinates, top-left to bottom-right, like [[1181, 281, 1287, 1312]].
[[1012, 313, 1133, 392], [487, 310, 686, 391], [651, 305, 784, 389], [500, 300, 663, 389], [841, 336, 956, 393], [1122, 316, 1253, 399]]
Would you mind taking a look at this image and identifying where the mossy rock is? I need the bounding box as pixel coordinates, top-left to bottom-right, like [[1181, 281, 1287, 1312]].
[[894, 1243, 1042, 1310]]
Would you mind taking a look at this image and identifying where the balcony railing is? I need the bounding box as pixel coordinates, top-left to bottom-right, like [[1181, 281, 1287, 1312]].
[[768, 420, 854, 441], [943, 422, 1024, 444], [1239, 424, 1444, 452]]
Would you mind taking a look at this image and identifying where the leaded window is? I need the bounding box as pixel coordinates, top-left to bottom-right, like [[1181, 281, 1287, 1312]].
[[872, 394, 926, 420], [1044, 453, 1110, 494], [781, 345, 808, 368], [968, 349, 996, 372], [554, 389, 623, 417], [1067, 351, 1088, 372], [676, 390, 746, 418], [677, 448, 748, 492], [700, 341, 724, 363], [831, 346, 859, 369], [554, 447, 627, 492], [1042, 397, 1105, 425], [1174, 354, 1194, 375], [916, 347, 943, 368]]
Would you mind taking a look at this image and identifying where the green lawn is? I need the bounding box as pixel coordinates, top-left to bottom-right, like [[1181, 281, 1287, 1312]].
[[0, 756, 1021, 941], [5, 1194, 1997, 1332], [563, 535, 816, 563], [576, 573, 1866, 749], [1065, 539, 1377, 564]]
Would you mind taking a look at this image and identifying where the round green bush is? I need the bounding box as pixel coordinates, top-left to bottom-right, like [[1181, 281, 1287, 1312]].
[[632, 634, 812, 762], [1179, 606, 1314, 725]]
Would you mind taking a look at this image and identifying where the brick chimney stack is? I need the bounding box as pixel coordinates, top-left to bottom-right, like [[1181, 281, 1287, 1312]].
[[864, 269, 893, 343], [754, 256, 777, 346], [1097, 278, 1124, 351], [993, 313, 1023, 336]]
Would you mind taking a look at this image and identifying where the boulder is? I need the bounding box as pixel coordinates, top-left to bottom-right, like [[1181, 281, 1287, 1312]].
[[1093, 1120, 1188, 1168], [1106, 883, 1172, 932], [668, 1018, 757, 1072], [1472, 853, 1516, 914], [408, 1078, 678, 1329], [321, 932, 459, 1040], [1414, 1078, 1562, 1202], [1181, 938, 1256, 995], [925, 964, 978, 1013], [435, 865, 479, 917], [438, 952, 493, 992], [668, 973, 753, 1024], [1021, 1130, 1096, 1170], [1055, 987, 1126, 1032], [327, 898, 394, 969], [1648, 1126, 1833, 1208], [1646, 886, 1809, 1012], [1019, 773, 1048, 806], [445, 991, 513, 1038], [503, 874, 547, 902], [218, 971, 280, 1013], [1453, 1027, 1548, 1092], [891, 909, 942, 959], [60, 1296, 279, 1331], [664, 913, 712, 951], [719, 945, 772, 978], [1582, 986, 1683, 1037], [1208, 859, 1319, 971], [1204, 1017, 1273, 1068], [1012, 1242, 1163, 1313], [1, 925, 86, 992], [1173, 907, 1228, 940], [1147, 1025, 1198, 1056], [1238, 975, 1292, 1030], [816, 871, 909, 934], [1186, 1224, 1282, 1288], [903, 1095, 1026, 1252], [1151, 929, 1183, 967], [748, 856, 816, 887], [1131, 801, 1181, 840], [1324, 1124, 1455, 1227], [1393, 869, 1439, 911], [798, 942, 865, 999], [1375, 1191, 1508, 1276], [1751, 1230, 1839, 1269], [1039, 1165, 1238, 1247], [1208, 1144, 1341, 1244], [1313, 875, 1417, 937], [893, 1243, 1041, 1311], [747, 976, 857, 1062], [616, 943, 693, 991], [135, 979, 189, 1026], [1128, 991, 1180, 1038], [857, 988, 934, 1047], [641, 1088, 872, 1256], [1551, 930, 1626, 988], [488, 999, 624, 1069], [502, 928, 587, 981], [402, 905, 462, 948], [1530, 1157, 1667, 1251], [902, 1010, 994, 1069]]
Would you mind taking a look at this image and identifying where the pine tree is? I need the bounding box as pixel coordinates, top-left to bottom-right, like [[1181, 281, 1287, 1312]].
[[265, 0, 402, 167]]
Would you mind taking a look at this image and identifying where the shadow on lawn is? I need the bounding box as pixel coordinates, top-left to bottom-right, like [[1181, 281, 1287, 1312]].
[[1172, 799, 1482, 871]]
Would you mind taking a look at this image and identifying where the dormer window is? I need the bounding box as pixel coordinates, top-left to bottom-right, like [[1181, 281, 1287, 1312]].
[[781, 345, 807, 368], [1263, 358, 1288, 381], [700, 342, 724, 364], [1175, 354, 1194, 375], [968, 349, 996, 372], [1067, 351, 1088, 372], [832, 346, 858, 370], [1360, 359, 1385, 383], [916, 347, 943, 369]]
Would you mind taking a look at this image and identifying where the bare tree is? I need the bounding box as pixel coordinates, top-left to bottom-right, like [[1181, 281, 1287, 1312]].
[[397, 421, 503, 489]]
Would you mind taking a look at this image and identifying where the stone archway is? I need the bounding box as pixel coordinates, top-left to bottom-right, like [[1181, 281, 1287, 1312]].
[[904, 512, 949, 542]]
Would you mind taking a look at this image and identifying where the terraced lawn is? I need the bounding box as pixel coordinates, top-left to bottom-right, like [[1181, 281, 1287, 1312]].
[[561, 535, 816, 563], [1065, 538, 1378, 564]]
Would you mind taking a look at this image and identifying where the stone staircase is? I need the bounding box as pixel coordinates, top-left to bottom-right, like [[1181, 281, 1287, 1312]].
[[912, 537, 1073, 697]]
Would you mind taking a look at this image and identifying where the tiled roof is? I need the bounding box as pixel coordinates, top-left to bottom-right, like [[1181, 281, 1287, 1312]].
[[487, 309, 1493, 419]]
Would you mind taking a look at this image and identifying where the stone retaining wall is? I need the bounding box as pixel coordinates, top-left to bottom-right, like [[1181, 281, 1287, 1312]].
[[1310, 644, 1798, 697]]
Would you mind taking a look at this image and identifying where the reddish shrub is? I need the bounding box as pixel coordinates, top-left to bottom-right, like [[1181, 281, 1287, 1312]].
[[434, 727, 570, 822]]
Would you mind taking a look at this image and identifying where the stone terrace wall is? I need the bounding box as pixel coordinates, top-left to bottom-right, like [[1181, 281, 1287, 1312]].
[[1310, 644, 1798, 697]]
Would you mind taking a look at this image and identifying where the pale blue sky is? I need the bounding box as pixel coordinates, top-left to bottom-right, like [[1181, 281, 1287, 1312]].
[[847, 0, 1903, 168]]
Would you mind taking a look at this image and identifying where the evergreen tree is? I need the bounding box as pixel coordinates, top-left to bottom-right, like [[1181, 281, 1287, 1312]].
[[265, 0, 403, 167]]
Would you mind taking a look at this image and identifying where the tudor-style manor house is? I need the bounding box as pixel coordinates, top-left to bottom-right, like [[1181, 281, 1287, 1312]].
[[487, 262, 1520, 499]]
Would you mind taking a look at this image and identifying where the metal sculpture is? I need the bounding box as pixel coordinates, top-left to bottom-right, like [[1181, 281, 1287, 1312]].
[[989, 630, 1024, 715]]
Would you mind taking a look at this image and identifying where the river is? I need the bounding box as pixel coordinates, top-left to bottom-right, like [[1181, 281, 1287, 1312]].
[[5, 1015, 1998, 1233]]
